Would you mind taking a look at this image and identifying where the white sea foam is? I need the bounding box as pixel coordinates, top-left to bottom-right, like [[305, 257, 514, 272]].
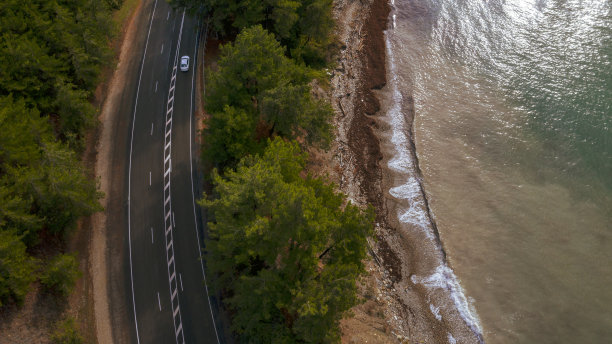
[[385, 18, 484, 340], [388, 151, 412, 173], [430, 303, 442, 321], [411, 265, 483, 336], [389, 178, 421, 200], [389, 178, 433, 238], [386, 39, 413, 175], [386, 37, 435, 240], [448, 333, 457, 344]]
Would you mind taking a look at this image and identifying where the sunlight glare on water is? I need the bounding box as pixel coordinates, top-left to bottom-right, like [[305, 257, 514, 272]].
[[387, 0, 612, 342]]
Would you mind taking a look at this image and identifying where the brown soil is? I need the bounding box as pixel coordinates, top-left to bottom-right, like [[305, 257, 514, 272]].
[[317, 0, 404, 342], [0, 234, 74, 344]]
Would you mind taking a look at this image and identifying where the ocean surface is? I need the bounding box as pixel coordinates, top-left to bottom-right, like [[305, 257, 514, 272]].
[[385, 0, 612, 342]]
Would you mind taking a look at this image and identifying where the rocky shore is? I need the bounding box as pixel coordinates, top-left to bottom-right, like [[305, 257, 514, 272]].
[[325, 0, 481, 342]]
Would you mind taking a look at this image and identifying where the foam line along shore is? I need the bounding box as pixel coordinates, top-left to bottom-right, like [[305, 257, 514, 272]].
[[330, 0, 482, 341]]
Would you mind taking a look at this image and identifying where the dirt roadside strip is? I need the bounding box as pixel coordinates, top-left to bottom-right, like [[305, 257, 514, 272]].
[[91, 1, 145, 343]]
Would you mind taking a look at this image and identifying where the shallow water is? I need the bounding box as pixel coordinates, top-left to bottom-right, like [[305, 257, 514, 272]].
[[386, 0, 612, 342]]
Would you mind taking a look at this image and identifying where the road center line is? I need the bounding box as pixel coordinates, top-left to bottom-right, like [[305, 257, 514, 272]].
[[161, 44, 164, 54], [149, 171, 151, 186], [167, 11, 170, 20], [150, 122, 154, 135], [172, 212, 175, 227], [157, 292, 161, 311], [155, 81, 158, 92], [161, 10, 186, 343], [151, 227, 154, 243], [179, 273, 183, 291]]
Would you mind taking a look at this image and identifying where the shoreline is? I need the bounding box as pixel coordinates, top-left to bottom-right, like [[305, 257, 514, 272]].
[[378, 28, 484, 341], [85, 0, 482, 342], [330, 0, 483, 342]]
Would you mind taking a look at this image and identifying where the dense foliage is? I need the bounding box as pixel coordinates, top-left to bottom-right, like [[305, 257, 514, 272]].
[[195, 1, 373, 341], [170, 0, 335, 67], [0, 0, 111, 307], [41, 253, 82, 297], [0, 0, 115, 145], [202, 139, 373, 342], [203, 26, 333, 169], [0, 97, 101, 305], [0, 97, 102, 245], [0, 231, 38, 306]]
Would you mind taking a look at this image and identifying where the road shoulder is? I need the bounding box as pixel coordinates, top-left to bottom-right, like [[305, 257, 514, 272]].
[[91, 1, 147, 343]]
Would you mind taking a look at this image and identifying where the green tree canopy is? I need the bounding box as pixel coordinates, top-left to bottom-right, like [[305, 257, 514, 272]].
[[0, 96, 102, 244], [0, 0, 113, 142], [205, 25, 302, 113], [203, 105, 262, 169], [0, 230, 38, 306], [259, 83, 333, 147], [201, 138, 373, 342], [170, 0, 335, 67], [41, 253, 82, 297], [0, 0, 111, 309], [204, 26, 333, 169]]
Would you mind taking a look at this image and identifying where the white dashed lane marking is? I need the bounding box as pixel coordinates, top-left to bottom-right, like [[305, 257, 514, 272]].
[[161, 10, 186, 344], [126, 0, 160, 342]]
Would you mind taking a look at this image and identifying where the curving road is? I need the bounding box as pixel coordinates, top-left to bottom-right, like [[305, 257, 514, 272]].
[[112, 0, 221, 342]]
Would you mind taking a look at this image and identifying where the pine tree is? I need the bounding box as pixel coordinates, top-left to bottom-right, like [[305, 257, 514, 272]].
[[0, 230, 38, 306], [0, 0, 113, 141], [170, 0, 334, 67], [41, 254, 82, 297], [204, 26, 333, 169], [0, 96, 102, 243], [202, 138, 373, 342], [0, 0, 111, 309]]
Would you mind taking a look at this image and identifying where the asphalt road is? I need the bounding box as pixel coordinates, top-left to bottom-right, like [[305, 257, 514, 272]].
[[120, 0, 221, 342]]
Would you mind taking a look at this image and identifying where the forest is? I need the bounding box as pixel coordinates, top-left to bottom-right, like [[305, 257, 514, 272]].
[[1, 0, 373, 341], [0, 0, 116, 310], [175, 0, 375, 342]]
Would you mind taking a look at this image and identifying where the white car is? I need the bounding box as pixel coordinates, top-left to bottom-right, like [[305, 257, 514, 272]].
[[180, 56, 190, 71]]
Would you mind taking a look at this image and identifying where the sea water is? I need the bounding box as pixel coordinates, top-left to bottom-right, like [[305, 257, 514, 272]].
[[385, 0, 612, 342]]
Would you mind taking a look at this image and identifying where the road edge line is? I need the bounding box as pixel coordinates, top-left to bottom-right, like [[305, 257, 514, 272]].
[[188, 22, 222, 344], [127, 0, 159, 342]]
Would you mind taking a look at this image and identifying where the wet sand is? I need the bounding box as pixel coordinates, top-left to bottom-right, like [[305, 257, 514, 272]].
[[331, 0, 483, 342]]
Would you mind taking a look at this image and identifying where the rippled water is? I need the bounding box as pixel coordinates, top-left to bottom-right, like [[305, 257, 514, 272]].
[[387, 0, 612, 342]]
